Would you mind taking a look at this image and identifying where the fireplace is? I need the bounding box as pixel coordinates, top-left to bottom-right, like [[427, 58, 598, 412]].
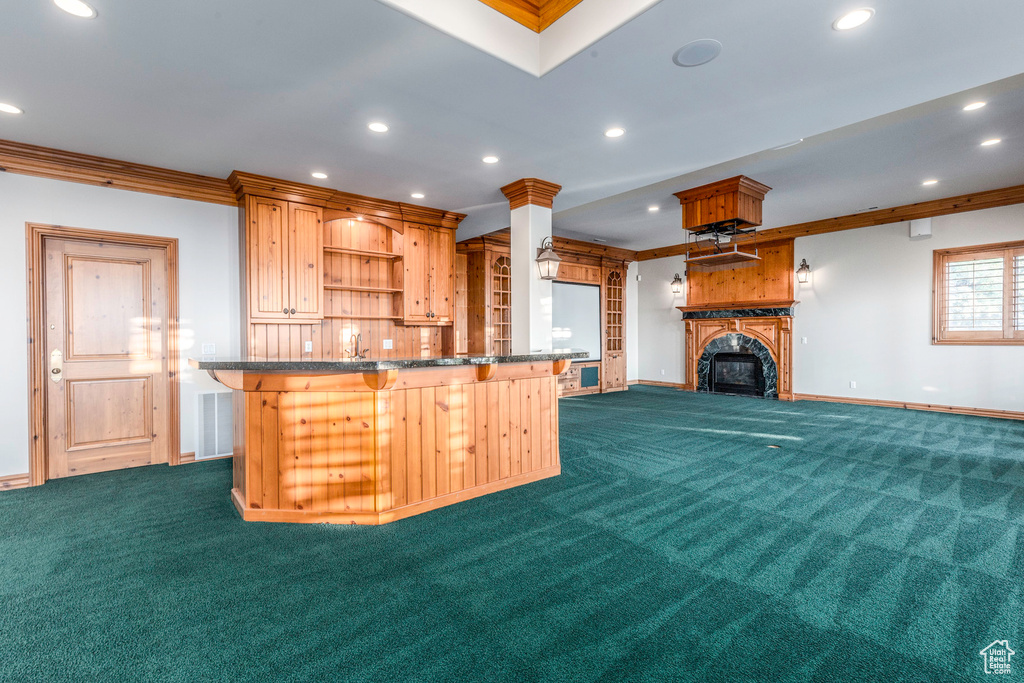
[[694, 332, 781, 399], [711, 352, 765, 396]]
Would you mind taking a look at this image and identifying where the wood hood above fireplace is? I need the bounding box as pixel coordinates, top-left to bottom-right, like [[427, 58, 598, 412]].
[[674, 175, 772, 233]]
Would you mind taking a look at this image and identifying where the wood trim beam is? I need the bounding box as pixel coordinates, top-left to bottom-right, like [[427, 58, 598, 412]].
[[459, 229, 638, 264], [0, 139, 236, 205], [637, 183, 1024, 261], [793, 394, 1024, 421], [500, 178, 563, 210]]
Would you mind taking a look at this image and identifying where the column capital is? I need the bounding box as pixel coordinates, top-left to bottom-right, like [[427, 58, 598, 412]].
[[500, 178, 562, 211]]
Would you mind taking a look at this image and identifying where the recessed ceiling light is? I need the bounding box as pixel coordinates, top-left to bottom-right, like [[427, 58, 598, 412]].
[[773, 139, 804, 150], [368, 122, 389, 133], [963, 102, 986, 111], [54, 0, 97, 18], [0, 102, 24, 115], [922, 179, 938, 186], [482, 155, 499, 164], [311, 172, 328, 179], [605, 128, 625, 138], [981, 138, 1002, 146], [672, 39, 722, 67], [411, 192, 425, 199], [648, 205, 659, 212], [832, 8, 874, 30]]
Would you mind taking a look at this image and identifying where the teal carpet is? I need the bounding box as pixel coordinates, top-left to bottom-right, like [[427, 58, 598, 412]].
[[2, 386, 1023, 682]]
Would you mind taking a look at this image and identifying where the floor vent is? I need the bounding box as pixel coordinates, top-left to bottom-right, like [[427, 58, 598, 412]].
[[197, 391, 233, 458]]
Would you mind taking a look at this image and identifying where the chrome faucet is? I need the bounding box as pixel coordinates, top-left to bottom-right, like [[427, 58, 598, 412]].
[[348, 333, 369, 360]]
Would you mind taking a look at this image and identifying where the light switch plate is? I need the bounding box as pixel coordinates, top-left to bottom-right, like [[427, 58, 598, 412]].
[[383, 339, 393, 350], [801, 337, 808, 344], [201, 343, 216, 355], [304, 341, 313, 353]]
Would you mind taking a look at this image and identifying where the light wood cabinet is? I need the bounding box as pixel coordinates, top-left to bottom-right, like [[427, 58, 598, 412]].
[[603, 266, 626, 391], [247, 196, 323, 322], [402, 223, 455, 325]]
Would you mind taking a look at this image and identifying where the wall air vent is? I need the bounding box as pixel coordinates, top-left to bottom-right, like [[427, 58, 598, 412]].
[[196, 391, 233, 459]]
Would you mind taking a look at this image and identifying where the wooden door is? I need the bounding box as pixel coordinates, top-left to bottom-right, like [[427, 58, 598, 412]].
[[430, 227, 454, 322], [43, 237, 170, 478], [287, 202, 323, 319], [402, 223, 431, 322], [249, 196, 289, 320]]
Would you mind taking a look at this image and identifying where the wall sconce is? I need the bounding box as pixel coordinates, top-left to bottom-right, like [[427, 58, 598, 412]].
[[671, 273, 683, 294], [796, 258, 811, 284], [536, 237, 561, 280]]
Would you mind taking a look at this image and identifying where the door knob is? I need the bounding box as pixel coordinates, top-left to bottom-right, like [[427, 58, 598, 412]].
[[49, 349, 63, 383], [290, 308, 296, 315]]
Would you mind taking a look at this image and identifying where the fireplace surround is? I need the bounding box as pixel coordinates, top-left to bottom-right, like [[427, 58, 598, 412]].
[[678, 310, 793, 400]]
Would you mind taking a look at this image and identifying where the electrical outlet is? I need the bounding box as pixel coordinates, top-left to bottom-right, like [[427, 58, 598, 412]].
[[304, 341, 313, 353], [801, 337, 808, 344], [661, 369, 666, 376], [201, 343, 216, 355], [383, 339, 393, 350], [850, 381, 857, 389]]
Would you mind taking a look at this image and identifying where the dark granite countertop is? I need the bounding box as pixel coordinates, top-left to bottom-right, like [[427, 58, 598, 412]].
[[189, 349, 589, 373]]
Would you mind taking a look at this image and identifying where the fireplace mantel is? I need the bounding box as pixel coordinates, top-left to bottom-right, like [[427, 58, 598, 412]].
[[677, 300, 798, 320], [681, 315, 793, 400]]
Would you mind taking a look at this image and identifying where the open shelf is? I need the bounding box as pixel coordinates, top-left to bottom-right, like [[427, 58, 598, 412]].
[[323, 246, 402, 259], [324, 284, 402, 293]]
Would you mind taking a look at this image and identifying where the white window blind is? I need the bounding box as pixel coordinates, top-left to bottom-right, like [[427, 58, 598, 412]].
[[1015, 254, 1024, 332], [944, 256, 1003, 331], [933, 240, 1024, 345]]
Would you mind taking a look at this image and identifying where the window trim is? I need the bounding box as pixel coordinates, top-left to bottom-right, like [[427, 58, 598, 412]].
[[932, 239, 1024, 345]]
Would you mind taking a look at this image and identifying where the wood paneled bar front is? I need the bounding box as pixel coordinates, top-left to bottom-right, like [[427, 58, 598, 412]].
[[191, 352, 585, 525]]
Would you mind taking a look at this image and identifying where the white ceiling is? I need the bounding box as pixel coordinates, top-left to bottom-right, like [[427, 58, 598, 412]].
[[2, 0, 1023, 251]]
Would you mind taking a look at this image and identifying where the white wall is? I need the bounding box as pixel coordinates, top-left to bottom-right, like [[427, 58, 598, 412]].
[[637, 254, 689, 384], [0, 173, 239, 477], [794, 204, 1024, 412], [632, 204, 1023, 411], [626, 261, 639, 382]]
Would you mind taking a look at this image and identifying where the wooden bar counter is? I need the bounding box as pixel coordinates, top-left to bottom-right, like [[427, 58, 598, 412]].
[[191, 351, 585, 525]]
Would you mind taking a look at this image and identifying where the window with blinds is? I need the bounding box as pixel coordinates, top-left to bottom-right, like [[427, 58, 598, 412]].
[[1016, 255, 1024, 333], [933, 240, 1024, 344]]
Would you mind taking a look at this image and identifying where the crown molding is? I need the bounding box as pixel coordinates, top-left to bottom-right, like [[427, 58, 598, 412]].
[[500, 177, 563, 210], [0, 138, 236, 205]]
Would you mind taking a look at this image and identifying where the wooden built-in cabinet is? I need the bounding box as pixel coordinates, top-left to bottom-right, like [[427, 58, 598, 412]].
[[246, 196, 323, 322], [402, 223, 455, 325], [457, 235, 515, 355], [229, 171, 465, 360], [603, 266, 626, 392], [456, 231, 634, 395]]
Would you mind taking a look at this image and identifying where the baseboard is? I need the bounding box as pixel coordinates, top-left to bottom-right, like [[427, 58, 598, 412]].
[[627, 380, 640, 386], [178, 452, 232, 464], [793, 393, 1024, 421], [637, 380, 687, 389], [0, 473, 31, 491]]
